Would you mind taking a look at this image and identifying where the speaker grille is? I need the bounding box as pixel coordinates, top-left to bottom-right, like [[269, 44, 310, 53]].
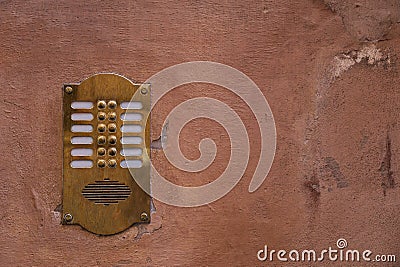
[[82, 180, 131, 205]]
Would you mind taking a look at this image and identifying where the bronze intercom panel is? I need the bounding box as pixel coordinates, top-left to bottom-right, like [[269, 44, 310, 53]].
[[62, 73, 151, 235]]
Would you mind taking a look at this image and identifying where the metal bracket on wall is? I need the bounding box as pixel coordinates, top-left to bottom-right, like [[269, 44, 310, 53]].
[[62, 73, 151, 235]]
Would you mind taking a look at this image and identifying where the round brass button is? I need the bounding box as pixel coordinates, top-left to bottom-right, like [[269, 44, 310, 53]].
[[108, 123, 117, 133], [98, 112, 106, 120], [98, 135, 106, 145], [108, 135, 117, 145], [108, 147, 117, 156], [108, 112, 116, 121], [97, 100, 106, 109], [97, 147, 106, 156], [97, 159, 106, 168], [97, 124, 106, 133], [108, 100, 117, 109], [108, 159, 117, 168]]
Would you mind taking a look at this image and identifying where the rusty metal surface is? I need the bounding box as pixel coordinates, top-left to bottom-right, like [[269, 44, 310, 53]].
[[62, 73, 151, 235]]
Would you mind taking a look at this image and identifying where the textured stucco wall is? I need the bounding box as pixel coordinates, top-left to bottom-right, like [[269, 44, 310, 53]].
[[1, 0, 400, 266]]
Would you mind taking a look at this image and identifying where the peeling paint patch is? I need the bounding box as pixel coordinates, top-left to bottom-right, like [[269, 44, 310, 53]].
[[151, 136, 163, 149], [133, 223, 163, 241], [161, 121, 168, 148], [319, 44, 392, 96], [31, 188, 46, 227], [151, 121, 168, 150], [379, 133, 395, 196], [333, 45, 391, 75], [330, 54, 356, 80], [320, 157, 348, 190], [118, 205, 163, 242], [52, 204, 62, 223], [353, 45, 390, 65], [51, 210, 61, 223], [323, 0, 400, 42]]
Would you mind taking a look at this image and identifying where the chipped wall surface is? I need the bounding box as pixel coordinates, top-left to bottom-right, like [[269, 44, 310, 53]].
[[1, 0, 400, 266], [323, 0, 400, 41]]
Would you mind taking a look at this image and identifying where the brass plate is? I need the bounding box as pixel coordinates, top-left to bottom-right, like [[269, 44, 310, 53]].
[[62, 73, 151, 235]]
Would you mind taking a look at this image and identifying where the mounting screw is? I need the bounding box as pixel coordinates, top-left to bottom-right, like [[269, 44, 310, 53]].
[[65, 86, 73, 94], [64, 213, 73, 222], [140, 212, 149, 222], [140, 87, 148, 95]]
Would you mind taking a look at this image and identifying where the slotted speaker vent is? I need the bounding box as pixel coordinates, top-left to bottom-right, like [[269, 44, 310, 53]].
[[82, 180, 132, 205]]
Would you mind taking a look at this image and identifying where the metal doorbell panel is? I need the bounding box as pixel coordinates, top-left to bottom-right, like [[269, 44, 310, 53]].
[[62, 73, 150, 235]]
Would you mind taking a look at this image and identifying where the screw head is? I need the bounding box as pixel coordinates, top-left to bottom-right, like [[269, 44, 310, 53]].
[[140, 212, 149, 221], [64, 213, 73, 222], [65, 86, 73, 94], [140, 87, 148, 95]]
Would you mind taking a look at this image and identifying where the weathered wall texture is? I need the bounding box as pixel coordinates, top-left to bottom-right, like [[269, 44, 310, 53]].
[[1, 0, 400, 266]]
